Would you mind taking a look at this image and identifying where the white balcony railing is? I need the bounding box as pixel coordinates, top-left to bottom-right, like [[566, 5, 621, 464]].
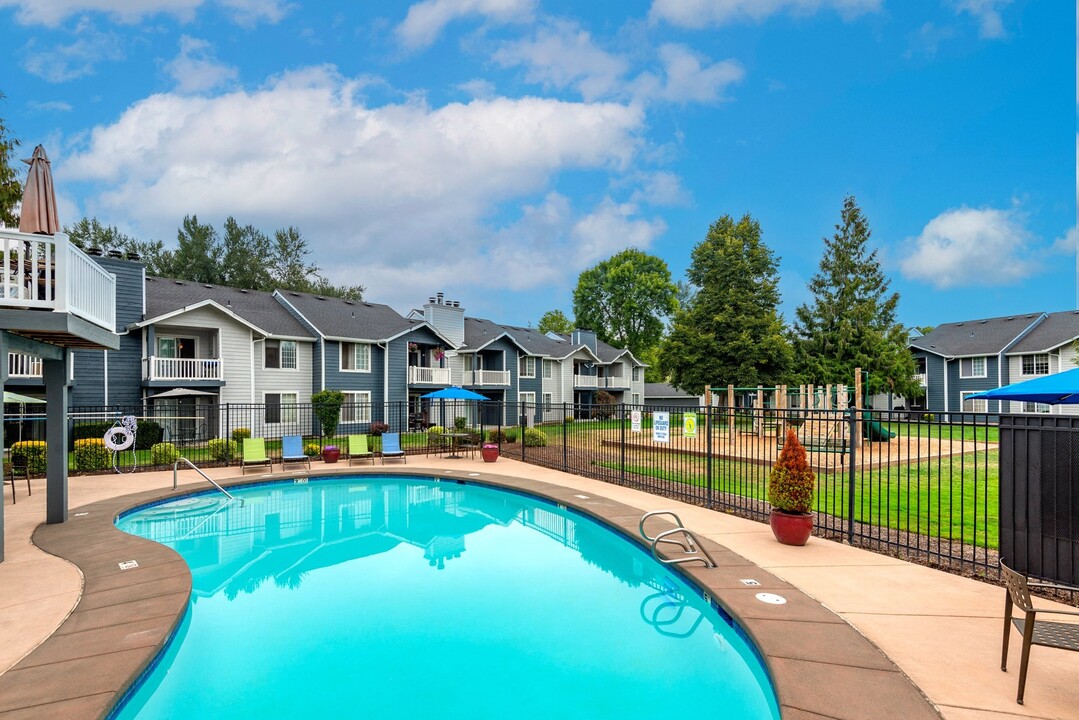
[[0, 230, 116, 332], [463, 369, 510, 386], [8, 352, 42, 378], [574, 374, 598, 388], [408, 366, 451, 385], [145, 356, 224, 381], [915, 373, 927, 387], [602, 375, 629, 388]]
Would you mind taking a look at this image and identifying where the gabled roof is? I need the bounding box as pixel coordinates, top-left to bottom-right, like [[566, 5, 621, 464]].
[[276, 290, 454, 345], [909, 312, 1043, 358], [142, 277, 313, 339], [550, 332, 643, 365], [495, 322, 567, 356], [1007, 310, 1079, 354], [461, 317, 530, 353]]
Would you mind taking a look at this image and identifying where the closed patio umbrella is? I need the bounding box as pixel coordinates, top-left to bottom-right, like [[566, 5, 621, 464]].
[[19, 145, 59, 235]]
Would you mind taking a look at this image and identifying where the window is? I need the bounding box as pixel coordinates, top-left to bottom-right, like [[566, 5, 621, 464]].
[[341, 343, 371, 372], [1022, 401, 1051, 414], [342, 391, 371, 423], [542, 392, 552, 410], [265, 340, 297, 370], [519, 356, 536, 378], [632, 367, 641, 382], [519, 391, 535, 410], [960, 391, 987, 413], [631, 393, 640, 405], [914, 356, 927, 374], [959, 356, 986, 378], [265, 392, 298, 423], [1021, 354, 1049, 376], [543, 360, 554, 379]]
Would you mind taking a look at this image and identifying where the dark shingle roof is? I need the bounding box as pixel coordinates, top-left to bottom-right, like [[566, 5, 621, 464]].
[[645, 383, 694, 399], [909, 313, 1042, 357], [278, 291, 423, 341], [1008, 311, 1079, 353], [144, 277, 313, 338]]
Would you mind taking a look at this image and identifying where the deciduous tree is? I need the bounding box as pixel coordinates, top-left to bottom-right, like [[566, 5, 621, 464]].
[[0, 92, 21, 228], [537, 309, 574, 335], [660, 214, 791, 393]]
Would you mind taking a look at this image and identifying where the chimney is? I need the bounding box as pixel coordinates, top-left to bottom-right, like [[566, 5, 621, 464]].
[[423, 292, 464, 346]]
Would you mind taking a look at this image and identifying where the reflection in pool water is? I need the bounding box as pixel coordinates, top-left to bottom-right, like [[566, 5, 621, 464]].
[[114, 476, 779, 719]]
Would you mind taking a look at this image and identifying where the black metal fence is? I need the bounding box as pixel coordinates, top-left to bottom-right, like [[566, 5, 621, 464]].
[[9, 399, 999, 579], [501, 402, 999, 579]]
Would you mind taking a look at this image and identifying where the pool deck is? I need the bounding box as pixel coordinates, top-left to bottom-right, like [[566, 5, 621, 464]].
[[0, 457, 1076, 719]]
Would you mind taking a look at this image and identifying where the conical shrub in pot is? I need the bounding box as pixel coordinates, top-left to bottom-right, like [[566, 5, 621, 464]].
[[767, 428, 816, 545]]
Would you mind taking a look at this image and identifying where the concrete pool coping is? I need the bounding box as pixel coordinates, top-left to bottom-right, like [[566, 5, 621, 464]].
[[2, 457, 1078, 719]]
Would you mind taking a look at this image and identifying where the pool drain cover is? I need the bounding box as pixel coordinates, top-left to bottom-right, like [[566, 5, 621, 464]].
[[755, 592, 786, 605]]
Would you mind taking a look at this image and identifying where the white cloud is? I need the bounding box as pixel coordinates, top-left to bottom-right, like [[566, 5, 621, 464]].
[[62, 66, 651, 307], [904, 22, 956, 59], [1051, 225, 1079, 254], [648, 0, 881, 28], [899, 206, 1035, 288], [396, 0, 535, 50], [0, 0, 288, 26], [493, 19, 628, 101], [165, 36, 238, 93], [27, 100, 74, 112], [456, 78, 496, 99], [628, 171, 690, 206], [21, 17, 124, 82], [633, 44, 744, 103], [952, 0, 1011, 39]]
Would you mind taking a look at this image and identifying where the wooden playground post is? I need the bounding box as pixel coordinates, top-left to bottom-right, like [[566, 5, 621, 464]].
[[727, 384, 735, 440], [704, 386, 712, 441], [756, 385, 764, 438], [853, 367, 863, 449], [825, 384, 832, 410]]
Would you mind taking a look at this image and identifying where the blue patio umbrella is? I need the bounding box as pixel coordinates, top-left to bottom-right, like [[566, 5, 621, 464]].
[[420, 386, 488, 401], [967, 367, 1079, 405]]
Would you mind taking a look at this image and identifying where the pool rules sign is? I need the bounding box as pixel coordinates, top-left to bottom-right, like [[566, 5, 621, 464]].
[[653, 412, 670, 442]]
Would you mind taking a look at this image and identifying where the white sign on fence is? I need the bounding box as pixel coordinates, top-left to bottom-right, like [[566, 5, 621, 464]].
[[631, 410, 642, 433], [653, 411, 670, 443]]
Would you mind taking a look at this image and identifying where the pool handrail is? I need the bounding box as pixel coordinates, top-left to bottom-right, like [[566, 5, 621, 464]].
[[172, 457, 239, 503], [639, 510, 717, 568]]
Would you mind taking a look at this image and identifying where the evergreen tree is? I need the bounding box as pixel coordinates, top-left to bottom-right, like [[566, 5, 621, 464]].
[[270, 226, 320, 291], [792, 196, 920, 400], [0, 92, 22, 228], [221, 217, 273, 290], [174, 215, 224, 284], [660, 214, 791, 393], [64, 217, 176, 275]]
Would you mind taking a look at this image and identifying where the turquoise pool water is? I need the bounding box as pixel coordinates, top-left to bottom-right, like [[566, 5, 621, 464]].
[[113, 477, 779, 719]]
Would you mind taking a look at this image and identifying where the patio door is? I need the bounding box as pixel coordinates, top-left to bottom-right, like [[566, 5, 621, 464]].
[[158, 337, 196, 359]]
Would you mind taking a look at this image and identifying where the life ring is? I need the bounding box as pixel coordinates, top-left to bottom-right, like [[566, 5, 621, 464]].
[[103, 426, 134, 452]]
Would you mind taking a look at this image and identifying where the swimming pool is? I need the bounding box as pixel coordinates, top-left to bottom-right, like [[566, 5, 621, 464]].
[[112, 476, 779, 719]]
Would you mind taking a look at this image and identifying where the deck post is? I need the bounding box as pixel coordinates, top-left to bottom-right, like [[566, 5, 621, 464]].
[[44, 351, 69, 525]]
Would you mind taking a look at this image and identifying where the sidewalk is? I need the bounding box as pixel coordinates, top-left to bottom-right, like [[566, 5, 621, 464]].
[[2, 458, 1077, 719]]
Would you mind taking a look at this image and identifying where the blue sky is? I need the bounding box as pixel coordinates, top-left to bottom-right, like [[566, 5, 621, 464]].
[[0, 0, 1074, 330]]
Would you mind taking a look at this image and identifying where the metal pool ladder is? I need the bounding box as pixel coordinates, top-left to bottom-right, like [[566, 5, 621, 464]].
[[173, 457, 241, 504], [639, 511, 717, 568]]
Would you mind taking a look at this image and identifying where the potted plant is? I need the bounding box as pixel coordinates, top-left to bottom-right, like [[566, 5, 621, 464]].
[[481, 443, 499, 463], [322, 445, 340, 464], [767, 428, 816, 546]]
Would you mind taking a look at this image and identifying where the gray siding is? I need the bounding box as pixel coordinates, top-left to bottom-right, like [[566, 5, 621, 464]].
[[324, 340, 383, 405], [946, 353, 1001, 416]]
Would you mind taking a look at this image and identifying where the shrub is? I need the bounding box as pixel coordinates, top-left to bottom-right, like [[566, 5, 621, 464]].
[[564, 415, 574, 424], [304, 442, 322, 457], [505, 428, 519, 443], [454, 416, 468, 431], [767, 429, 815, 514], [134, 420, 164, 450], [486, 429, 508, 443], [232, 427, 252, 442], [523, 428, 547, 447], [594, 390, 616, 419], [74, 438, 111, 471], [427, 426, 445, 436], [312, 389, 346, 438], [11, 440, 47, 473], [921, 413, 936, 423], [369, 422, 389, 436], [150, 442, 180, 466], [207, 438, 239, 461]]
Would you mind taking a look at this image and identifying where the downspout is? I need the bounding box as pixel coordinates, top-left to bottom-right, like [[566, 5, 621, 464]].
[[379, 340, 389, 422], [943, 358, 949, 417], [251, 333, 259, 402], [102, 350, 108, 405]]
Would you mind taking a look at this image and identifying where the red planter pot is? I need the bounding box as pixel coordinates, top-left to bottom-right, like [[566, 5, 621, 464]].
[[481, 446, 499, 463], [322, 448, 341, 464], [769, 509, 813, 546]]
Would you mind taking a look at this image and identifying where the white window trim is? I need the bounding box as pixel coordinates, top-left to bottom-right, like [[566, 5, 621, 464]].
[[263, 391, 299, 424], [1020, 353, 1050, 377], [520, 356, 536, 378], [156, 335, 199, 358], [959, 356, 986, 379], [340, 342, 372, 373], [542, 359, 554, 379], [1021, 401, 1051, 414], [542, 392, 552, 409], [960, 391, 987, 413], [342, 391, 372, 423], [519, 391, 536, 405], [264, 339, 300, 371]]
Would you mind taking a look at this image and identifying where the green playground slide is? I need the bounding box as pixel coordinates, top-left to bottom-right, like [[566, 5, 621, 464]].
[[863, 412, 896, 441]]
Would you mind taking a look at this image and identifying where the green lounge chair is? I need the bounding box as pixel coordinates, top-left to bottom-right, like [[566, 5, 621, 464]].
[[346, 434, 374, 465], [242, 438, 273, 474], [281, 435, 311, 470], [380, 432, 406, 464]]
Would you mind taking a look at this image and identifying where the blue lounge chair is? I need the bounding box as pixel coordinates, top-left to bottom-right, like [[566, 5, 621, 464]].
[[381, 432, 406, 464], [281, 435, 311, 470]]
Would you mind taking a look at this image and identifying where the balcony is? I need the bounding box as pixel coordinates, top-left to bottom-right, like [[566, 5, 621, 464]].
[[8, 352, 42, 378], [0, 230, 116, 335], [915, 373, 927, 387], [574, 374, 598, 388], [464, 369, 510, 386], [602, 375, 629, 389], [408, 365, 451, 385], [144, 356, 224, 381]]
